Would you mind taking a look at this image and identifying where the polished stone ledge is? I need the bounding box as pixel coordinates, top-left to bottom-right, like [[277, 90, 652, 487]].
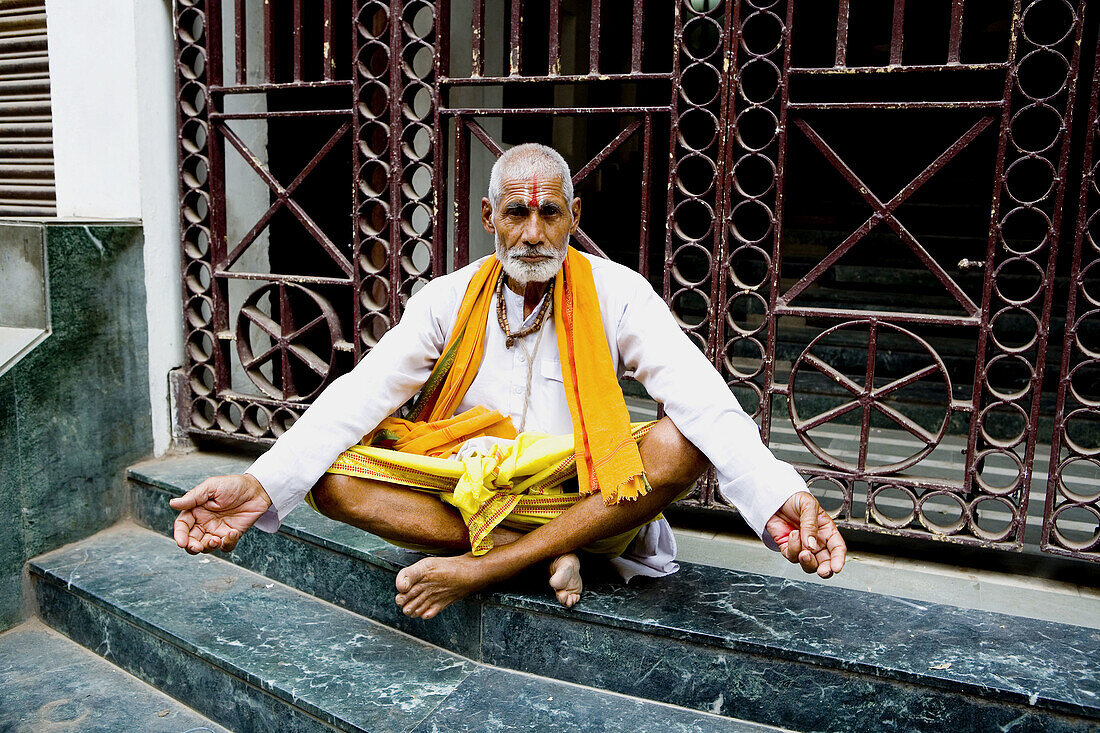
[[129, 452, 1100, 731], [30, 526, 773, 733], [0, 621, 230, 733]]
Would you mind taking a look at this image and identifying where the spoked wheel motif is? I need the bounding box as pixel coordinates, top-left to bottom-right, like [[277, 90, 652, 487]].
[[236, 283, 342, 401], [788, 320, 953, 474]]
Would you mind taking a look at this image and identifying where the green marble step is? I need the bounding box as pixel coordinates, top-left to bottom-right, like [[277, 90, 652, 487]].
[[29, 524, 778, 733], [128, 452, 1100, 733], [0, 621, 230, 732]]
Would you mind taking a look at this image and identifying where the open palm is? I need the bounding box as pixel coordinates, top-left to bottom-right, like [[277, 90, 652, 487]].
[[170, 474, 272, 554]]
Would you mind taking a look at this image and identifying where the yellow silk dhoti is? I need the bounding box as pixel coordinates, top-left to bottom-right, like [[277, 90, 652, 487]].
[[306, 421, 658, 558]]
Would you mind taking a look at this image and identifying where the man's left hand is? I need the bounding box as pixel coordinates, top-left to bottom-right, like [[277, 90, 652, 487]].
[[764, 491, 847, 578]]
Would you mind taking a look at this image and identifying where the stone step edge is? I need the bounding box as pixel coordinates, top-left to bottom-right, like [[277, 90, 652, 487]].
[[128, 468, 1098, 721], [28, 525, 779, 733], [27, 550, 349, 731], [1, 620, 233, 733]]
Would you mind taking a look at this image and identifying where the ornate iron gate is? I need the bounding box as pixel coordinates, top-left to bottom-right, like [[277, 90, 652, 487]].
[[175, 0, 1100, 562]]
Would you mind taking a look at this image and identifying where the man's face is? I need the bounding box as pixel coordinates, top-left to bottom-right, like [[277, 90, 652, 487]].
[[482, 173, 582, 285]]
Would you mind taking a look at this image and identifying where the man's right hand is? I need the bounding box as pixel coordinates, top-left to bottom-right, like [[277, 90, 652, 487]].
[[170, 474, 272, 554]]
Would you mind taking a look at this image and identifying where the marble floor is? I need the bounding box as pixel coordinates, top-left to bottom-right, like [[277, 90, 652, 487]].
[[0, 621, 230, 733]]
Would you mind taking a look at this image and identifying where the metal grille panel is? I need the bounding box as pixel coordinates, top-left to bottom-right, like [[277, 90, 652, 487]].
[[176, 0, 1100, 562]]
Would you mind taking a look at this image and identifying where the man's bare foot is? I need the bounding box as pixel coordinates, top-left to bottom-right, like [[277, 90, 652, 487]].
[[395, 554, 498, 620], [548, 553, 583, 608]]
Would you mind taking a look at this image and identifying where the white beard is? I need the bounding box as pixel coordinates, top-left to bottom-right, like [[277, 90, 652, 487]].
[[494, 233, 566, 285]]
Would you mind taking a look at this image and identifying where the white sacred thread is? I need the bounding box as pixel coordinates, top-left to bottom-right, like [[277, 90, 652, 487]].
[[514, 296, 550, 434]]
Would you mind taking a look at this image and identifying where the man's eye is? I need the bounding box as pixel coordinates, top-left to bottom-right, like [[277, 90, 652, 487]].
[[505, 206, 529, 217], [540, 206, 561, 217]]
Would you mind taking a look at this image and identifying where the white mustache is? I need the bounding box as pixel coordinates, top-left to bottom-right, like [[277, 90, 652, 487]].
[[508, 247, 557, 259]]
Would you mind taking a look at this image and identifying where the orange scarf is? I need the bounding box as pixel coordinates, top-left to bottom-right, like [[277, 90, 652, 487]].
[[397, 249, 647, 505], [366, 405, 516, 458]]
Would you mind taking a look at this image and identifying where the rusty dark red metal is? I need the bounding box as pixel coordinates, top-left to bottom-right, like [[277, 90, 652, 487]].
[[1044, 25, 1100, 561], [175, 0, 1099, 562]]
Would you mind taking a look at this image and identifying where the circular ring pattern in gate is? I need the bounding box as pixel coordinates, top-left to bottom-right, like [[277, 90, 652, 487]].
[[969, 495, 1018, 542], [788, 321, 952, 474], [869, 484, 918, 529], [805, 476, 850, 519], [236, 283, 343, 401]]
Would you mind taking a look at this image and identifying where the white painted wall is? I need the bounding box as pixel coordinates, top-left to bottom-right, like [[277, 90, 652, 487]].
[[46, 0, 183, 455], [133, 1, 183, 456], [45, 1, 142, 218]]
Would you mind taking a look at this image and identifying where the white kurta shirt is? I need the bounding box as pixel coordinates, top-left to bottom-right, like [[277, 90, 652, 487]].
[[246, 254, 805, 578]]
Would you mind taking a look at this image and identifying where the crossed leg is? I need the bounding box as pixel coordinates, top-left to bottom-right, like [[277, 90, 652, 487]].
[[309, 416, 707, 618]]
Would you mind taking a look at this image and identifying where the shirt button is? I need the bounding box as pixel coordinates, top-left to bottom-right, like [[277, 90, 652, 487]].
[[518, 354, 527, 363], [512, 385, 523, 394]]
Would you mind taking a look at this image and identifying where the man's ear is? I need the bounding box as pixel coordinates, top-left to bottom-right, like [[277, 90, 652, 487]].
[[569, 197, 581, 234], [481, 197, 495, 233]]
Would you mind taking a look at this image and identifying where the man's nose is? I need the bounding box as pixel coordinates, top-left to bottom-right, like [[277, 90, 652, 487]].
[[521, 211, 543, 245]]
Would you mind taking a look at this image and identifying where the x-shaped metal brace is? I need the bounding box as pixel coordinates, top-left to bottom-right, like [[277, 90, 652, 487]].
[[219, 120, 354, 277], [781, 116, 995, 316]]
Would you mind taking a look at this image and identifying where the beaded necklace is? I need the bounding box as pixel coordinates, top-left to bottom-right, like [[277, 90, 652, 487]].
[[496, 272, 554, 432], [495, 272, 553, 348]]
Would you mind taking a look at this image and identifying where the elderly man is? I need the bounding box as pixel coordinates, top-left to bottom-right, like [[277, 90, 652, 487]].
[[171, 143, 846, 620]]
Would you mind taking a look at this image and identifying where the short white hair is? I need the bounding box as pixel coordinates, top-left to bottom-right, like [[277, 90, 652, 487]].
[[487, 143, 574, 210]]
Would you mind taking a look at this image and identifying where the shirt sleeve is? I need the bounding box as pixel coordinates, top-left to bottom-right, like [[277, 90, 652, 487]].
[[615, 275, 805, 550], [246, 279, 452, 532]]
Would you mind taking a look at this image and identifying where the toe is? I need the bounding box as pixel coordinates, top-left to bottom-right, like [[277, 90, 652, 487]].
[[404, 596, 430, 618], [421, 601, 447, 620]]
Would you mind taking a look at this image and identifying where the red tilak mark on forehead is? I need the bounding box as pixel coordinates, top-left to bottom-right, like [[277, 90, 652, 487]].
[[529, 173, 540, 208]]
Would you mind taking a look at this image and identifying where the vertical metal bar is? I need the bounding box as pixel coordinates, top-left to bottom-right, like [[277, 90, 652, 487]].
[[857, 320, 879, 472], [292, 0, 303, 81], [388, 0, 403, 317], [713, 0, 746, 440], [662, 1, 682, 304], [432, 118, 450, 272], [1023, 0, 1086, 541], [948, 0, 965, 64], [631, 0, 644, 73], [433, 1, 451, 269], [205, 0, 226, 299], [761, 0, 795, 448], [509, 0, 522, 75], [264, 0, 273, 82], [235, 0, 246, 84], [964, 0, 1021, 497], [638, 112, 652, 278], [835, 0, 850, 67], [1044, 15, 1100, 558], [323, 0, 334, 80], [279, 284, 295, 396], [436, 0, 451, 80], [454, 116, 470, 268], [472, 0, 485, 76], [548, 0, 562, 76], [890, 0, 906, 65], [589, 0, 601, 74], [207, 0, 225, 86], [431, 0, 449, 282], [208, 0, 231, 394], [706, 1, 740, 365], [350, 0, 362, 360], [206, 130, 231, 391]]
